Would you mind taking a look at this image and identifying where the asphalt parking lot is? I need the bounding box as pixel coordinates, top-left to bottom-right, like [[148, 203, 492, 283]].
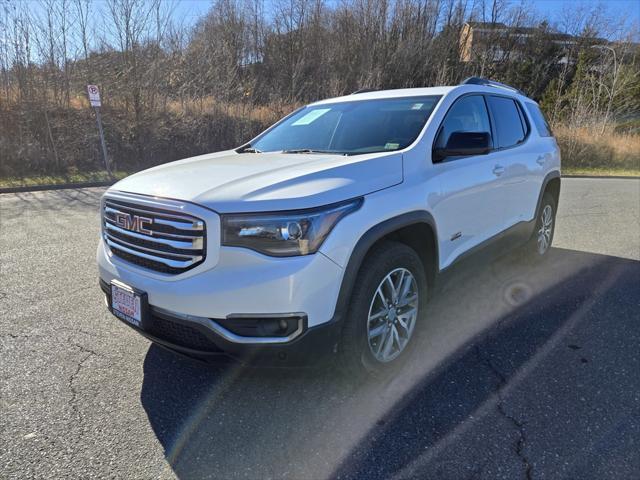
[[1, 177, 639, 479]]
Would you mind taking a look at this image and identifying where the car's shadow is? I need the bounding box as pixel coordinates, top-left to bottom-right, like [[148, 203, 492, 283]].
[[140, 247, 639, 479]]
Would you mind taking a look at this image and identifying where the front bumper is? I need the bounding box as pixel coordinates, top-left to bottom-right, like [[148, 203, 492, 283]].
[[97, 237, 344, 328], [100, 280, 342, 366]]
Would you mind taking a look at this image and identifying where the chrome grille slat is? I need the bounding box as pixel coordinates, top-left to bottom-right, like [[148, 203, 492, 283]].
[[104, 206, 202, 232], [104, 217, 204, 242], [103, 197, 206, 274], [105, 233, 201, 260], [104, 201, 204, 228], [105, 238, 202, 269], [153, 217, 203, 230], [104, 221, 203, 249]]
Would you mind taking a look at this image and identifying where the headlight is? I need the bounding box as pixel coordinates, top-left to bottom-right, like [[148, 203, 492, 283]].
[[221, 198, 363, 256]]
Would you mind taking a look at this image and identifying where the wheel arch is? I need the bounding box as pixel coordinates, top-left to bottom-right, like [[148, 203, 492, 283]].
[[332, 211, 439, 320], [535, 170, 561, 217]]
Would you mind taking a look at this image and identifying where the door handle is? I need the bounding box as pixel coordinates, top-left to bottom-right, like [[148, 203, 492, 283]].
[[492, 165, 505, 176], [536, 155, 546, 166]]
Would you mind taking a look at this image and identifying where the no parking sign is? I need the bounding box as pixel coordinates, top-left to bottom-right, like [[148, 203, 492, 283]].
[[87, 84, 101, 107], [86, 84, 110, 175]]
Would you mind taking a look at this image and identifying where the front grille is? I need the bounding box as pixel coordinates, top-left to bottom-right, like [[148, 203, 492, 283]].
[[103, 197, 206, 274]]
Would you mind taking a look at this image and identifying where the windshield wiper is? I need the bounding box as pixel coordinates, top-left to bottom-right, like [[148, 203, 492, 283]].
[[282, 148, 339, 154], [237, 144, 262, 153]]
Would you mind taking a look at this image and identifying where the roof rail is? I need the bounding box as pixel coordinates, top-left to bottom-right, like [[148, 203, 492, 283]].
[[461, 77, 525, 96], [351, 88, 377, 95]]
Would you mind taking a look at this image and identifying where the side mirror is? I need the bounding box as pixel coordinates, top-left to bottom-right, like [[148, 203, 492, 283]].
[[433, 131, 492, 161]]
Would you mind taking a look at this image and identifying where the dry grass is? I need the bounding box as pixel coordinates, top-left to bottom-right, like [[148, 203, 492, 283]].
[[554, 125, 640, 174], [3, 95, 638, 183], [563, 167, 640, 177], [2, 87, 296, 125], [0, 171, 130, 188], [164, 97, 296, 124]]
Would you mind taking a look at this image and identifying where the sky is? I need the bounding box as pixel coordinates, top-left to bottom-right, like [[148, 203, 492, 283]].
[[173, 0, 211, 25], [174, 0, 639, 38], [534, 0, 638, 18], [9, 0, 640, 47]]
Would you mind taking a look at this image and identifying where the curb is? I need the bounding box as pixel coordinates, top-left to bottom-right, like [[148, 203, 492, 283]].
[[0, 180, 116, 194], [1, 174, 638, 194], [561, 174, 639, 180]]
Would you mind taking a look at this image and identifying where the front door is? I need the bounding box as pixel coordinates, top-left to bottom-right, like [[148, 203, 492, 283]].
[[430, 94, 506, 269]]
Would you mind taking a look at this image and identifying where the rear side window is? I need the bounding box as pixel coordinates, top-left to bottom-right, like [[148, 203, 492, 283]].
[[486, 96, 528, 148], [525, 103, 553, 137]]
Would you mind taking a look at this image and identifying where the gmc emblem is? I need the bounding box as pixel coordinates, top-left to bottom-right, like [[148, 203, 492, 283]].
[[115, 212, 153, 235]]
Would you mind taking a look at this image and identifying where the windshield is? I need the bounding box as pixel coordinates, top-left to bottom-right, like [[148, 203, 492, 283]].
[[251, 96, 441, 155]]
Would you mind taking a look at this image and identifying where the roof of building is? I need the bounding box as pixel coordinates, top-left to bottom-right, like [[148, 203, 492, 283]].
[[464, 21, 579, 42]]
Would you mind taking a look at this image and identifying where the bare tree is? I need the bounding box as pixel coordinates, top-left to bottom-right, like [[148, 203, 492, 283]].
[[0, 0, 637, 179]]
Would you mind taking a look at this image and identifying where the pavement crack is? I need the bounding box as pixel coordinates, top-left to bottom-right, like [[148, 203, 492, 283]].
[[475, 346, 533, 480], [2, 333, 31, 339], [68, 342, 98, 420], [72, 342, 100, 357]]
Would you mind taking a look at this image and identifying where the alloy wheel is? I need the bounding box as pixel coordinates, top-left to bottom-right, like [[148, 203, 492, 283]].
[[367, 268, 419, 363], [537, 204, 554, 255]]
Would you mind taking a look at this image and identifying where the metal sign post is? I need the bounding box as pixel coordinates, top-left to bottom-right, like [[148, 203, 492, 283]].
[[87, 85, 112, 178]]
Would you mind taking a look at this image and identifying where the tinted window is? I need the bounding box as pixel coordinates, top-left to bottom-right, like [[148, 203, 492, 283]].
[[252, 96, 441, 155], [525, 102, 552, 137], [487, 96, 527, 148], [435, 95, 491, 149]]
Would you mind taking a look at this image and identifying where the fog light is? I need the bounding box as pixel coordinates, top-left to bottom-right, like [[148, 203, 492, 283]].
[[216, 315, 305, 338]]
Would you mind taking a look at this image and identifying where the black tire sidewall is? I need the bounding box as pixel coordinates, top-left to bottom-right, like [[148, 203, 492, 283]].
[[340, 241, 427, 377], [533, 192, 557, 258]]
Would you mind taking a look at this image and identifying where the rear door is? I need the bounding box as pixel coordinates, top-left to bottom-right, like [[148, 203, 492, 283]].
[[485, 95, 537, 226], [523, 101, 560, 215], [431, 94, 505, 268]]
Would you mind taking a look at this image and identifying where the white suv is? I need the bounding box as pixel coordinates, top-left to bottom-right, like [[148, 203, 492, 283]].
[[98, 77, 560, 375]]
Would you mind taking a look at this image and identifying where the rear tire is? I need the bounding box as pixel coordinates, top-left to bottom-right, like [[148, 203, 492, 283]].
[[338, 241, 427, 378], [524, 191, 556, 261]]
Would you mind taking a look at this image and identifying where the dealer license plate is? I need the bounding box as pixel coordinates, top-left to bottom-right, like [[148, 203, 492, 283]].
[[111, 282, 142, 327]]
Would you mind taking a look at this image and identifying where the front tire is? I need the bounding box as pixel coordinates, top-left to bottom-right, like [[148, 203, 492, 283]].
[[338, 241, 427, 378]]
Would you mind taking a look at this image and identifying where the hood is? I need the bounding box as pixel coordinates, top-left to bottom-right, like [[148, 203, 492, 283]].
[[110, 150, 403, 212]]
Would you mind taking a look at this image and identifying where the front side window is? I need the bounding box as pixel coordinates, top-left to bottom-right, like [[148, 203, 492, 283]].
[[486, 96, 528, 148], [435, 95, 492, 149], [251, 96, 441, 155]]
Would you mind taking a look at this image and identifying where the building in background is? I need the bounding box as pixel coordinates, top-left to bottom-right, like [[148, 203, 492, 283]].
[[459, 22, 584, 64]]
